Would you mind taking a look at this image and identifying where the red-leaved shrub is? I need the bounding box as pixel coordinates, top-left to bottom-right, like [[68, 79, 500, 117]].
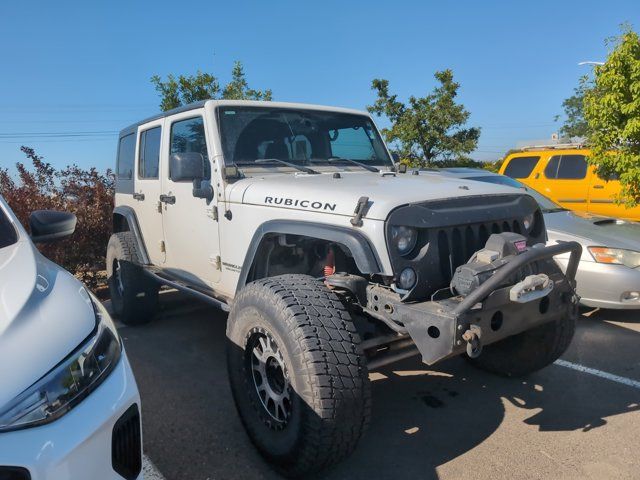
[[0, 146, 113, 290]]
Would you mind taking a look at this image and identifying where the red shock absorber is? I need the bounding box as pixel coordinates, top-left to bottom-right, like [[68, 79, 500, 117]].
[[324, 247, 335, 277]]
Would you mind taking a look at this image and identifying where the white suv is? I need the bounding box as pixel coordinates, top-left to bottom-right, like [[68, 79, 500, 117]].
[[108, 100, 582, 476], [0, 196, 142, 480]]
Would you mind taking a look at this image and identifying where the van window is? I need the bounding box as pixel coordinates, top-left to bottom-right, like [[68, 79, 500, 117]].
[[503, 156, 539, 178], [117, 133, 136, 179], [138, 127, 161, 179], [170, 117, 209, 179], [545, 155, 587, 180]]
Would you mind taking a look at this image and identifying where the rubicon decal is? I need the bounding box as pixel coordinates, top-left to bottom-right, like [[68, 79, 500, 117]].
[[264, 196, 337, 212]]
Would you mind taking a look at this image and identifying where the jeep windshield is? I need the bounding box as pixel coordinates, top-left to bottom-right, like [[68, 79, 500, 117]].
[[217, 106, 394, 173]]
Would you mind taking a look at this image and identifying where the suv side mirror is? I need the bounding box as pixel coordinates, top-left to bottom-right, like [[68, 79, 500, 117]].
[[29, 210, 76, 243], [169, 152, 205, 182]]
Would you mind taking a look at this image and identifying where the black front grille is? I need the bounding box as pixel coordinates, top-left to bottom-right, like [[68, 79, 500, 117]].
[[435, 219, 524, 283], [0, 467, 30, 480], [385, 194, 546, 301], [112, 404, 142, 480]]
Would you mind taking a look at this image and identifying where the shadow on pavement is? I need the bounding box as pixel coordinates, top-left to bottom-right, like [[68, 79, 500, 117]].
[[120, 296, 640, 479]]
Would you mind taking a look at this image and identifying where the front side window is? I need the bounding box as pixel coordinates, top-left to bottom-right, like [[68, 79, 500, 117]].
[[170, 117, 209, 179], [503, 156, 540, 179], [116, 133, 135, 179], [217, 106, 393, 170], [138, 127, 161, 179], [0, 206, 18, 249], [545, 155, 587, 179]]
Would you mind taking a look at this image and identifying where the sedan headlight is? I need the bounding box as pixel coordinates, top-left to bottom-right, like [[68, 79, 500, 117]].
[[390, 226, 418, 256], [0, 293, 121, 432], [588, 247, 640, 268]]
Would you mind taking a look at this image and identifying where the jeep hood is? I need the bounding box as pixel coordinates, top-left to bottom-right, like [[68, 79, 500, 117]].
[[0, 237, 95, 408], [228, 171, 524, 220]]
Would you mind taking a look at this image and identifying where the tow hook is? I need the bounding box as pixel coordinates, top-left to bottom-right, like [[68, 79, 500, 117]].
[[462, 325, 483, 358]]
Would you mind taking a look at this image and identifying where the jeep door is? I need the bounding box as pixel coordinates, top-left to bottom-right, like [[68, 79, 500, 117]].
[[160, 112, 221, 287], [133, 120, 165, 264]]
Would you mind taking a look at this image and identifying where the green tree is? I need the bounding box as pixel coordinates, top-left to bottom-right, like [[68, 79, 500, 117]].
[[584, 25, 640, 206], [151, 61, 272, 111], [367, 69, 480, 167], [556, 76, 590, 138]]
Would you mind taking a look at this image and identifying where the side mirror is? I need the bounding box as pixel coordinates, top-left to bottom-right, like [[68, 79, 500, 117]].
[[169, 152, 205, 182], [29, 210, 77, 243]]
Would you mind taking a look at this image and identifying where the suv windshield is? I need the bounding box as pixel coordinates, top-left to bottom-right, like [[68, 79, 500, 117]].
[[217, 106, 393, 171], [468, 175, 565, 213], [0, 206, 18, 249]]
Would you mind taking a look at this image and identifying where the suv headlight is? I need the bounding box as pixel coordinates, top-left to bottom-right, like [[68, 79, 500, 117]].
[[588, 247, 640, 268], [0, 292, 121, 432], [390, 226, 418, 256]]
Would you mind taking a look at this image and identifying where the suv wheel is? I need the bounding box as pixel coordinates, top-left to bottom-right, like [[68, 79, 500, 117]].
[[226, 274, 371, 477], [106, 232, 159, 325], [467, 311, 576, 377]]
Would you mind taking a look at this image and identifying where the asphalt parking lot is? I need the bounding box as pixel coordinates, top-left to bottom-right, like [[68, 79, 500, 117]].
[[116, 293, 640, 480]]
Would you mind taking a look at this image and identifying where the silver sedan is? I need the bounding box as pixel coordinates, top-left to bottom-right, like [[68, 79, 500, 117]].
[[433, 168, 640, 309]]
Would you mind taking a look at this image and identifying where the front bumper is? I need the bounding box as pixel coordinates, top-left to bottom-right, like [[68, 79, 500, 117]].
[[556, 258, 640, 310], [0, 353, 142, 480], [367, 242, 582, 366]]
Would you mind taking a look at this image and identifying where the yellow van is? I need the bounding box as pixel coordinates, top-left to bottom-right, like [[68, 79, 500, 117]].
[[499, 145, 640, 221]]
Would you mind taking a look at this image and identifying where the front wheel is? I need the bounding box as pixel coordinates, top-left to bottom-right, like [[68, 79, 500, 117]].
[[467, 313, 576, 377], [226, 274, 371, 478]]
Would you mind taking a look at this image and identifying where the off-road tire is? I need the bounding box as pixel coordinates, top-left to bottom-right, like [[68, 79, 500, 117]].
[[226, 274, 371, 478], [106, 232, 158, 325], [468, 313, 576, 377]]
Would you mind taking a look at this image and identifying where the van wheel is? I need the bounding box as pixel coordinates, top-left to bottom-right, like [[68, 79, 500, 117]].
[[106, 232, 158, 325], [226, 274, 371, 477], [467, 312, 576, 377]]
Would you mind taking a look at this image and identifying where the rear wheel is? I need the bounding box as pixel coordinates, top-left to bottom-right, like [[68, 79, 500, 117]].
[[468, 313, 576, 377], [226, 274, 371, 477], [106, 232, 159, 325]]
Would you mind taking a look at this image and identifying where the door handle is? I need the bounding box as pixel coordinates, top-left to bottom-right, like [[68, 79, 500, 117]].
[[133, 192, 145, 201], [592, 185, 604, 189], [159, 194, 176, 205]]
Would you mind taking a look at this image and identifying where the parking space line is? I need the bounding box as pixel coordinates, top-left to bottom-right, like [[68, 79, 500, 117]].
[[143, 454, 167, 480], [554, 359, 640, 390]]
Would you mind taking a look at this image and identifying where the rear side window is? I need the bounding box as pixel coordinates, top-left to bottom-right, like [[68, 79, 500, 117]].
[[138, 127, 161, 179], [0, 207, 18, 249], [170, 117, 209, 179], [545, 155, 587, 180], [117, 134, 136, 180], [503, 156, 540, 178]]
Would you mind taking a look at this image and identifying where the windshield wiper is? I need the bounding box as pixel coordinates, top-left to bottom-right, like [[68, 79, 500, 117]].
[[252, 158, 319, 175], [324, 157, 380, 173]]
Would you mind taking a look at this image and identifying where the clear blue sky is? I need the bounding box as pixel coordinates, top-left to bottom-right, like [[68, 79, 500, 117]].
[[0, 0, 637, 173]]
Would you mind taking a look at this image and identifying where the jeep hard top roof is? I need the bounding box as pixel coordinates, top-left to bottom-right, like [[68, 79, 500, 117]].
[[119, 100, 371, 138]]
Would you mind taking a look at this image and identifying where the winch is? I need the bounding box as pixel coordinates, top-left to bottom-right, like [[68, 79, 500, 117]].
[[451, 232, 553, 303]]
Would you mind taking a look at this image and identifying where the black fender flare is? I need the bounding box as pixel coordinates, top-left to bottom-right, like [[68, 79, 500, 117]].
[[236, 220, 383, 292], [112, 206, 150, 265]]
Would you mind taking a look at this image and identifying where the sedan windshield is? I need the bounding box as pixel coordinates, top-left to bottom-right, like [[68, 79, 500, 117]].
[[0, 206, 18, 249], [217, 106, 393, 171], [467, 175, 565, 213]]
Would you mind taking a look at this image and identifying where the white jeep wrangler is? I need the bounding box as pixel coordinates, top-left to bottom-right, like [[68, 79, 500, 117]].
[[107, 100, 581, 477]]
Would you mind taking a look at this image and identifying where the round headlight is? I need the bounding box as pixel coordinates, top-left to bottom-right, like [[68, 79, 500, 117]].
[[398, 267, 417, 290], [391, 226, 418, 256]]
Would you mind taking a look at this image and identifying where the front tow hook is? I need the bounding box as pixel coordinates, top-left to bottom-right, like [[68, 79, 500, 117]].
[[463, 325, 483, 358]]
